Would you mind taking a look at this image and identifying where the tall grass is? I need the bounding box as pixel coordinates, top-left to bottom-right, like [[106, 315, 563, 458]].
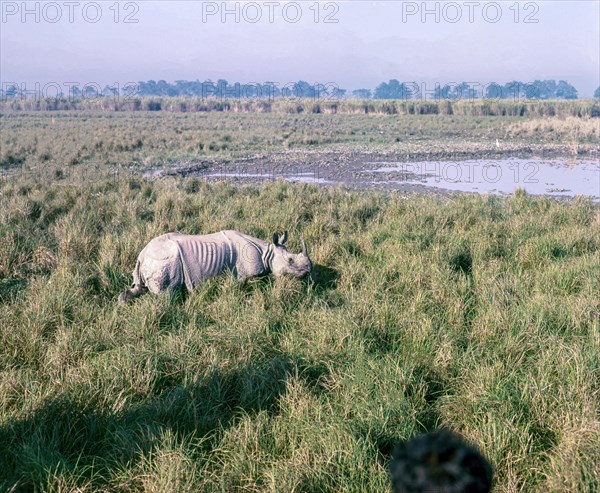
[[2, 97, 598, 118], [0, 176, 598, 492]]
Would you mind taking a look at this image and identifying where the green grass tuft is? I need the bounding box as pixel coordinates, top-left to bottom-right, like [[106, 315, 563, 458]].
[[0, 177, 598, 492]]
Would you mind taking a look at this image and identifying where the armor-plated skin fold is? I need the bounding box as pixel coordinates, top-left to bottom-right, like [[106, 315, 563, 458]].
[[118, 230, 312, 304]]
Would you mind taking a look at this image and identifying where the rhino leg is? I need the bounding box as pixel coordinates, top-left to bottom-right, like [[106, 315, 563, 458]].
[[118, 285, 145, 305], [118, 259, 146, 305]]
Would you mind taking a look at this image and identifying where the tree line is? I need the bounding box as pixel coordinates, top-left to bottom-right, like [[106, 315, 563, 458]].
[[1, 80, 347, 101], [2, 79, 598, 100], [355, 79, 583, 100]]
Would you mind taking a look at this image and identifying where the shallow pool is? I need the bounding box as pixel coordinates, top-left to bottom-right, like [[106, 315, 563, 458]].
[[361, 158, 599, 199]]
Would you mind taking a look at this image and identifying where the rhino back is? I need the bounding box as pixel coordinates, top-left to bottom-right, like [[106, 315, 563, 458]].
[[139, 231, 267, 292], [168, 231, 239, 289], [141, 234, 180, 260]]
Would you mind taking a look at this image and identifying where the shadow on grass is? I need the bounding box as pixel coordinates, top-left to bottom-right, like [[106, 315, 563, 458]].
[[362, 367, 447, 467], [0, 354, 331, 491], [239, 265, 339, 296], [310, 264, 340, 294], [448, 250, 473, 276], [0, 278, 28, 304]]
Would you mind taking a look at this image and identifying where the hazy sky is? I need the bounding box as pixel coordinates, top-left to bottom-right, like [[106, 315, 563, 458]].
[[1, 0, 599, 95]]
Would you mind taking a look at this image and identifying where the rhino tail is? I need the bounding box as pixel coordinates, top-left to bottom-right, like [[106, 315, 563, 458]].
[[118, 259, 146, 305]]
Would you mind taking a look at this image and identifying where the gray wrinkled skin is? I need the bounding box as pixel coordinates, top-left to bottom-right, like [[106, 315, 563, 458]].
[[118, 230, 312, 304]]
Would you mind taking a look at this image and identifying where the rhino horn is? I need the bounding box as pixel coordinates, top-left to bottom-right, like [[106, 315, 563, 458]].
[[301, 237, 307, 255]]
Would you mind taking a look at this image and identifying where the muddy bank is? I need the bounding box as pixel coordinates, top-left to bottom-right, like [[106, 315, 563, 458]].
[[142, 151, 600, 201]]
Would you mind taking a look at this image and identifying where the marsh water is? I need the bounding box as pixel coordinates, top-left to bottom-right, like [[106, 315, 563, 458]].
[[200, 158, 599, 200], [361, 158, 599, 198], [204, 172, 334, 185]]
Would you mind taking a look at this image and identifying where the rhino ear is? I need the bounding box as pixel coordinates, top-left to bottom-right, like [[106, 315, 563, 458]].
[[272, 232, 279, 246], [281, 231, 288, 245]]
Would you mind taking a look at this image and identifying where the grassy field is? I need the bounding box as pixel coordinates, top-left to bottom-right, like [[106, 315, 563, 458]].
[[1, 106, 598, 183], [0, 174, 598, 492], [1, 107, 599, 491]]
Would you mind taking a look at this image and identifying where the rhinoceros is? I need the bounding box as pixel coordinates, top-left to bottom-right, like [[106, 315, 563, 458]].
[[118, 230, 312, 304]]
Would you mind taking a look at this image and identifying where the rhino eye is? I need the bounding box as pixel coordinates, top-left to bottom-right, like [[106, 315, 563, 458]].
[[288, 257, 294, 264]]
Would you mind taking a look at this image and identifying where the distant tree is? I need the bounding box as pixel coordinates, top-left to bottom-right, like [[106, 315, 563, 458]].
[[456, 82, 478, 99], [313, 83, 328, 99], [374, 80, 389, 99], [594, 86, 600, 99], [484, 83, 503, 99], [229, 82, 242, 98], [241, 83, 259, 98], [434, 82, 477, 100], [215, 79, 229, 98], [433, 85, 447, 100], [261, 82, 280, 99], [502, 80, 523, 99], [123, 82, 139, 98], [524, 80, 557, 99], [83, 85, 101, 98], [137, 80, 157, 96], [4, 84, 18, 98], [156, 80, 178, 96], [374, 79, 414, 99], [352, 89, 372, 99], [555, 80, 578, 99], [374, 80, 391, 99], [403, 82, 421, 99], [103, 85, 119, 97], [308, 84, 346, 99], [175, 79, 204, 96], [292, 81, 317, 98], [201, 79, 215, 98], [191, 80, 204, 96], [87, 78, 588, 102]]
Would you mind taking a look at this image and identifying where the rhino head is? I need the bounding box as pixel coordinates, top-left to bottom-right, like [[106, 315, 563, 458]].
[[269, 231, 312, 278]]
